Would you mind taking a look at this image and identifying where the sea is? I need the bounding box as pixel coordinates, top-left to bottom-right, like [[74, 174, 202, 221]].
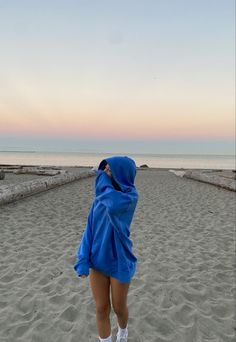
[[0, 151, 235, 170]]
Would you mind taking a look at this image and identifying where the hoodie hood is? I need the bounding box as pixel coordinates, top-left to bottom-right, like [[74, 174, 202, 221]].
[[104, 156, 137, 192]]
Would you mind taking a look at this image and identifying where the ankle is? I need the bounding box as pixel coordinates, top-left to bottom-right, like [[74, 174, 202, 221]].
[[117, 323, 128, 337]]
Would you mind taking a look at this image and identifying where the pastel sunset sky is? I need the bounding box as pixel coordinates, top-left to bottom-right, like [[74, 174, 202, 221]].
[[0, 0, 235, 154]]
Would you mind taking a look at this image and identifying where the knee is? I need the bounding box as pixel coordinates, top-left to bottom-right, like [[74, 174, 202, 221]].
[[112, 303, 127, 317], [96, 303, 111, 318]]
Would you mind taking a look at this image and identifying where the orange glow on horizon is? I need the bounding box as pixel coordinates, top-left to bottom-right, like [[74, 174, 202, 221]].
[[0, 97, 234, 140], [0, 117, 234, 140]]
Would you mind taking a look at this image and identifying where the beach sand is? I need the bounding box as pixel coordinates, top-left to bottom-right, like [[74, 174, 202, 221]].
[[0, 169, 235, 342]]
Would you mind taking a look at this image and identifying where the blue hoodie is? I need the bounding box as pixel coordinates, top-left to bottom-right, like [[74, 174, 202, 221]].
[[73, 156, 138, 283]]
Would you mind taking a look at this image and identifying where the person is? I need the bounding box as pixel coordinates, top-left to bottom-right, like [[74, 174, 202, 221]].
[[74, 156, 139, 342]]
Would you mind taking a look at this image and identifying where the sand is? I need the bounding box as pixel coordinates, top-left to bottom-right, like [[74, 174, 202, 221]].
[[0, 169, 235, 342]]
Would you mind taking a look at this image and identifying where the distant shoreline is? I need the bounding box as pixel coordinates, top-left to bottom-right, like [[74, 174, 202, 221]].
[[0, 163, 234, 172], [0, 151, 234, 157], [0, 152, 234, 170]]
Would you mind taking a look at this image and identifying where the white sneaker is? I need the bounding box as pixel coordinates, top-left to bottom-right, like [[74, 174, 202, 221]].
[[116, 336, 128, 342], [116, 331, 128, 342], [99, 334, 112, 342]]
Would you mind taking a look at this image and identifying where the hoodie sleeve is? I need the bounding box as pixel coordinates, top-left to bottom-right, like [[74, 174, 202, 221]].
[[73, 204, 94, 277], [97, 189, 136, 214]]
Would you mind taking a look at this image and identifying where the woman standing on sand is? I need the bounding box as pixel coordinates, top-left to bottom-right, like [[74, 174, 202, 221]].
[[74, 156, 138, 342]]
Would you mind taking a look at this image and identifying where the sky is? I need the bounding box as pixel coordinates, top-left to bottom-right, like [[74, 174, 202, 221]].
[[0, 0, 235, 154]]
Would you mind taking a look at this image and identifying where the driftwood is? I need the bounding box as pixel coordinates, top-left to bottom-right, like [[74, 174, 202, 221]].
[[0, 170, 5, 180], [0, 170, 95, 206], [13, 167, 61, 176], [183, 170, 236, 192], [0, 165, 63, 174]]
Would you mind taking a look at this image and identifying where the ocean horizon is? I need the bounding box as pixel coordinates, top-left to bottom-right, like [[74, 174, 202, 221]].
[[0, 151, 235, 170]]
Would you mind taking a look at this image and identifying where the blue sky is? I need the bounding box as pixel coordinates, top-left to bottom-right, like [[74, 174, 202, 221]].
[[0, 0, 235, 154]]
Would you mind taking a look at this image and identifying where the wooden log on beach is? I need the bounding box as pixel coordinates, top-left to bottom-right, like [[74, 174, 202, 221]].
[[13, 167, 61, 176], [0, 170, 95, 206], [0, 165, 63, 173], [183, 170, 236, 192], [0, 170, 5, 180]]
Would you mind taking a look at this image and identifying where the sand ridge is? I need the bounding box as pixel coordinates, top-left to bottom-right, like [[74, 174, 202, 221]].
[[0, 169, 235, 341]]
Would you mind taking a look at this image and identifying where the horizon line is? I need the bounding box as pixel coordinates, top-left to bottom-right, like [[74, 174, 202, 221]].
[[0, 150, 235, 157]]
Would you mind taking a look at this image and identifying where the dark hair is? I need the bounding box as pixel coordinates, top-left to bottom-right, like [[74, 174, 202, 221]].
[[98, 159, 122, 191], [98, 159, 108, 171], [111, 178, 121, 191]]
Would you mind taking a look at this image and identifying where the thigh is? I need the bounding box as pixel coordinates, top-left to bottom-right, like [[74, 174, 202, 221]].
[[89, 268, 111, 307], [110, 277, 130, 309]]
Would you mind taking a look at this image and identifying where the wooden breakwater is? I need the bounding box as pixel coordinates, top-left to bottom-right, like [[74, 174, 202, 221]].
[[0, 169, 95, 206]]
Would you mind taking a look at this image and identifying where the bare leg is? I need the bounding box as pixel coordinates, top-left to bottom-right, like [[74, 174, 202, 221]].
[[110, 277, 130, 329], [89, 268, 111, 339]]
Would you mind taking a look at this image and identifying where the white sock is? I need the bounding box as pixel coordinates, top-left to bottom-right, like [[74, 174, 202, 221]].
[[118, 323, 128, 337], [99, 335, 112, 342]]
